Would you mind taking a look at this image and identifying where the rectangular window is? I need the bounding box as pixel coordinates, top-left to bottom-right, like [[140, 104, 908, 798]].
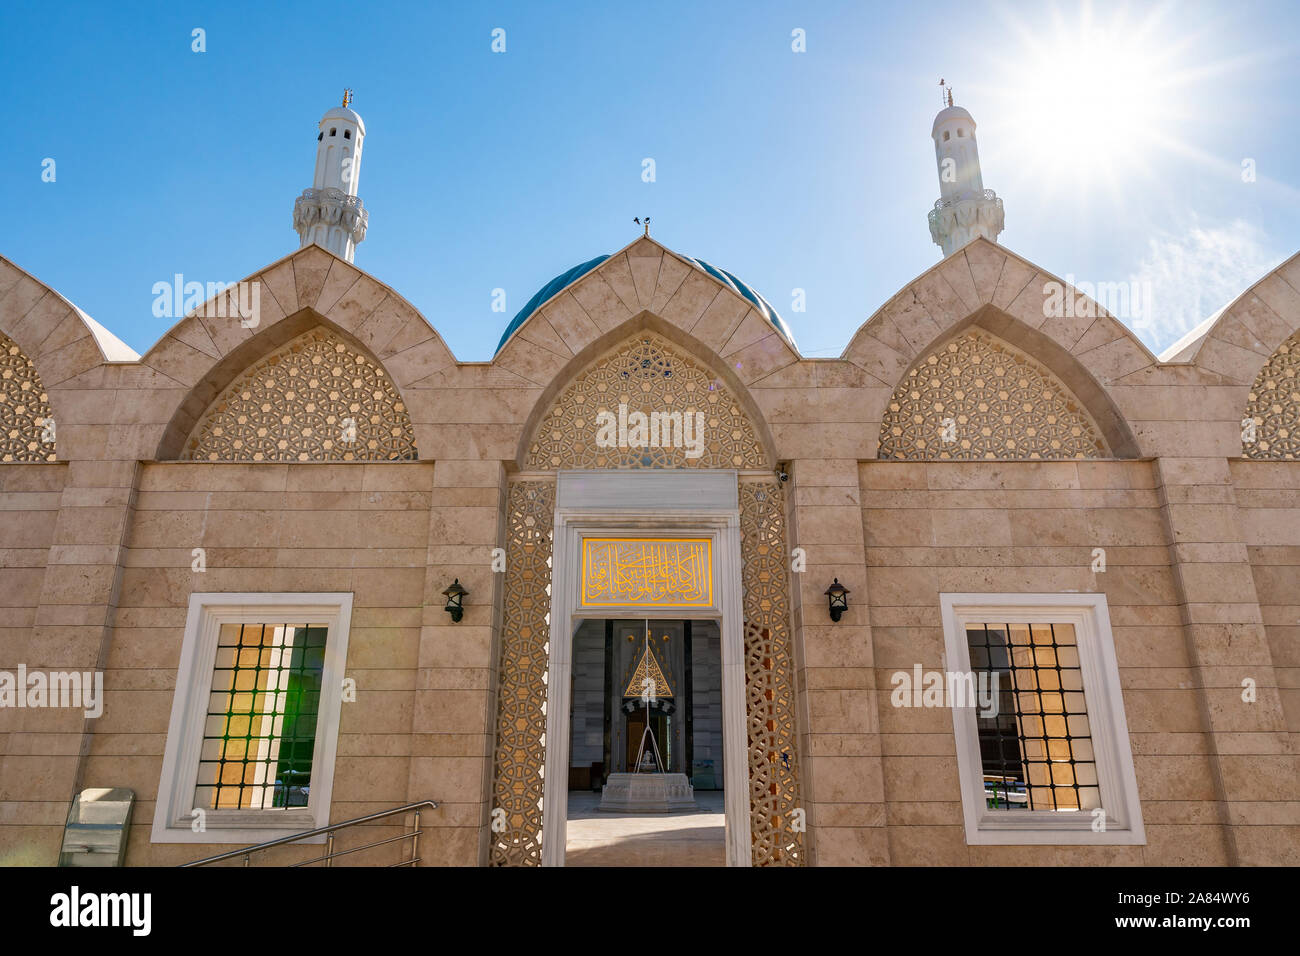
[[152, 594, 352, 844], [941, 594, 1144, 845]]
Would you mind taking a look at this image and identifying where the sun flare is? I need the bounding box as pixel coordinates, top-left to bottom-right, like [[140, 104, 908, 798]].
[[980, 2, 1222, 198], [1021, 30, 1160, 156]]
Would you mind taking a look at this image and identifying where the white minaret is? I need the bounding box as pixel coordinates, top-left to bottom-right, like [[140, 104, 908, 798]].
[[292, 90, 369, 262], [927, 83, 1004, 257]]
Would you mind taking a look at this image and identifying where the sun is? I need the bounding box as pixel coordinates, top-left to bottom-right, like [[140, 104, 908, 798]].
[[979, 2, 1207, 199], [1024, 29, 1160, 156]]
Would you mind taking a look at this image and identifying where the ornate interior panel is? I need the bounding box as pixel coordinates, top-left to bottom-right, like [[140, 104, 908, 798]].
[[0, 331, 56, 462], [490, 333, 804, 866], [1244, 331, 1300, 459], [878, 329, 1107, 460], [181, 326, 417, 462], [525, 333, 768, 470]]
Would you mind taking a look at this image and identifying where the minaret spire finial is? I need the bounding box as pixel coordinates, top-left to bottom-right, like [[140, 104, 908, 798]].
[[342, 88, 353, 109], [939, 78, 953, 108]]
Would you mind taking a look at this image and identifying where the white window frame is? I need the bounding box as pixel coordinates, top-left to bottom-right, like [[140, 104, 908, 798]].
[[151, 593, 353, 844], [940, 592, 1145, 846]]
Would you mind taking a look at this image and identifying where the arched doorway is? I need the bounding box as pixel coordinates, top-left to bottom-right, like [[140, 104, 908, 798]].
[[488, 332, 805, 866]]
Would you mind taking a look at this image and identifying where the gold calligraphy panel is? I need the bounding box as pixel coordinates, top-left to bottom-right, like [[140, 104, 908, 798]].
[[581, 537, 712, 609]]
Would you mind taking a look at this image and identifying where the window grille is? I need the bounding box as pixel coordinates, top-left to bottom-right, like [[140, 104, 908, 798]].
[[966, 622, 1099, 813], [197, 623, 327, 811]]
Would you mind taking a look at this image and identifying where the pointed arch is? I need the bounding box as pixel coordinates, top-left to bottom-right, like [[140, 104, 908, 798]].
[[1243, 328, 1300, 459], [845, 239, 1147, 458], [860, 305, 1140, 459], [166, 322, 417, 462], [494, 237, 800, 401], [1158, 250, 1300, 377], [0, 255, 137, 460], [516, 316, 775, 471], [0, 254, 137, 368], [144, 244, 454, 459], [879, 326, 1109, 460], [0, 330, 57, 462]]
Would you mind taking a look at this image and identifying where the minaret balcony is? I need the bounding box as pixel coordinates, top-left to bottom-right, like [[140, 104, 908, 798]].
[[928, 191, 1004, 252], [293, 187, 369, 243]]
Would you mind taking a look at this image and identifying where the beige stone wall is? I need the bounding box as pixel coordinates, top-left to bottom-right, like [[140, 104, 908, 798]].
[[0, 458, 503, 866], [857, 459, 1226, 865], [0, 463, 68, 863], [1231, 460, 1300, 736], [1, 238, 1298, 865], [110, 463, 427, 864], [1228, 459, 1300, 866]]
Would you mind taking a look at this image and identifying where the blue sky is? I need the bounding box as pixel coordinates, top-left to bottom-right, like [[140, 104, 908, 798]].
[[3, 0, 1298, 360]]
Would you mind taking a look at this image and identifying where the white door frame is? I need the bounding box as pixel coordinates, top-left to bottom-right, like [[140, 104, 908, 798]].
[[541, 470, 750, 867]]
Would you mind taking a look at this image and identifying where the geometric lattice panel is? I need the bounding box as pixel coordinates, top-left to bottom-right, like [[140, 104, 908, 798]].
[[489, 480, 556, 867], [739, 479, 804, 866], [181, 326, 417, 462], [1244, 331, 1300, 459], [0, 331, 56, 462], [525, 333, 769, 470], [878, 329, 1107, 460]]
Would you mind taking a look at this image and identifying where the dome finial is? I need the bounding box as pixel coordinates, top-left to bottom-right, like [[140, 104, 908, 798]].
[[342, 88, 353, 109], [939, 77, 953, 108]]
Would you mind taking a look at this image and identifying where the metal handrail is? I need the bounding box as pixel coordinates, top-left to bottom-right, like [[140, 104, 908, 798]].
[[180, 800, 438, 867]]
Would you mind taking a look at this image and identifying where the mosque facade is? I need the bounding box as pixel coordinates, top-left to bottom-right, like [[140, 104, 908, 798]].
[[0, 96, 1298, 867]]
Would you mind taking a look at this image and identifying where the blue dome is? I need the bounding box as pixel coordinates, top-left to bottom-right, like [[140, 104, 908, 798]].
[[495, 252, 796, 354], [675, 255, 797, 349]]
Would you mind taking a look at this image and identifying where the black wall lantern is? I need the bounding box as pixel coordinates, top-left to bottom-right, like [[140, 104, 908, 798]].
[[824, 578, 850, 622], [442, 579, 468, 623]]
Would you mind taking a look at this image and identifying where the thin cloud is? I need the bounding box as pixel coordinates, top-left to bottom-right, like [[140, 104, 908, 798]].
[[1130, 219, 1286, 352]]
